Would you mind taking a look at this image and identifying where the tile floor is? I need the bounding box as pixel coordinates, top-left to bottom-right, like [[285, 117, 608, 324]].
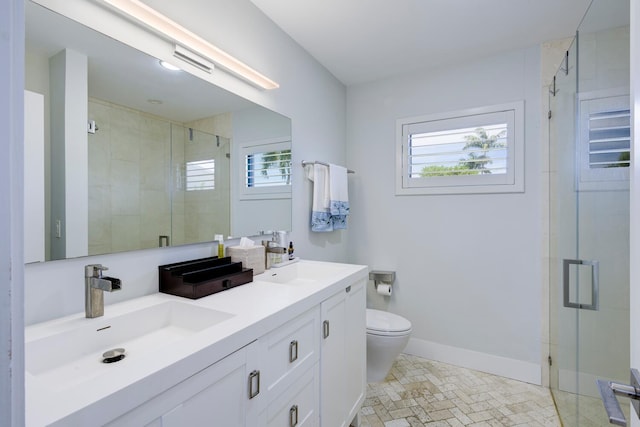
[[553, 389, 628, 427], [358, 354, 561, 427]]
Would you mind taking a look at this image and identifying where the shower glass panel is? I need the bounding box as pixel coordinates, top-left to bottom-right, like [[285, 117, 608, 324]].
[[548, 0, 630, 425], [170, 125, 231, 247]]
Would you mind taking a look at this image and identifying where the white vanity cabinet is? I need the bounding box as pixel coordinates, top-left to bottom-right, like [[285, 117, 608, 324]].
[[320, 279, 367, 427], [107, 307, 325, 427], [25, 261, 368, 426], [106, 340, 262, 427]]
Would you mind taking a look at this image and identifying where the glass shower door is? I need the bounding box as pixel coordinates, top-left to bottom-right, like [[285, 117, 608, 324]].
[[548, 1, 630, 424]]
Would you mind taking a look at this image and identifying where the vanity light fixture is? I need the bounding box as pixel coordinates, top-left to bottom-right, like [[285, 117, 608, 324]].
[[173, 45, 213, 74], [101, 0, 279, 90]]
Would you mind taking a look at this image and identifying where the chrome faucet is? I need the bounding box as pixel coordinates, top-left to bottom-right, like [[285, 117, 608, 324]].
[[262, 235, 286, 270], [85, 264, 121, 318]]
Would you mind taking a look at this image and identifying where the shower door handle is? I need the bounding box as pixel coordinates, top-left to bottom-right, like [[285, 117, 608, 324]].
[[563, 259, 599, 310]]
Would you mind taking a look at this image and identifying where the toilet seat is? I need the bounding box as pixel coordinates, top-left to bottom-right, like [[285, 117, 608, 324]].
[[366, 309, 412, 337]]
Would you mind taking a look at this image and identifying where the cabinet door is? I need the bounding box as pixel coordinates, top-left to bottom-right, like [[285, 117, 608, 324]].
[[343, 279, 366, 423], [320, 289, 347, 427], [106, 341, 260, 427], [320, 280, 367, 427]]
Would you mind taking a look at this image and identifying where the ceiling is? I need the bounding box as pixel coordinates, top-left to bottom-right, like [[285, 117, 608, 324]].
[[250, 0, 595, 86]]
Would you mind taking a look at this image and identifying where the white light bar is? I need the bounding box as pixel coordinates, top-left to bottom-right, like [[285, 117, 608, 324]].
[[102, 0, 279, 90]]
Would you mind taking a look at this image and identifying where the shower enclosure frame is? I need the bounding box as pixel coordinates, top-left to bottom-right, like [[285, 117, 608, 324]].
[[547, 1, 631, 424]]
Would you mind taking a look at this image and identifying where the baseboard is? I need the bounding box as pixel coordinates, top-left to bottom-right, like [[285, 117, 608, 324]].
[[404, 337, 542, 385]]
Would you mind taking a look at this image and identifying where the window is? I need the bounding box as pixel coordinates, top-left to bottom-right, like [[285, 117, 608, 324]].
[[185, 159, 215, 191], [396, 101, 524, 195], [578, 92, 630, 191]]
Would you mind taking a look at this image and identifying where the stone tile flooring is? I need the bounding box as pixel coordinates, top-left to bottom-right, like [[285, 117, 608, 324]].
[[359, 354, 561, 427], [553, 389, 629, 427]]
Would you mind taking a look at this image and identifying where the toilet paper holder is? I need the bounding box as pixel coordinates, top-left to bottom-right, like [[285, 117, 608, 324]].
[[369, 270, 395, 289]]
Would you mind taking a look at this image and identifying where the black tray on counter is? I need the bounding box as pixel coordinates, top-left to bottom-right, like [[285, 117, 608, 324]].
[[159, 256, 253, 299]]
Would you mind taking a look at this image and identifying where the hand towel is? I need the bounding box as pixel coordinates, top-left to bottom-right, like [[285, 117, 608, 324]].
[[306, 164, 333, 232], [329, 164, 349, 229]]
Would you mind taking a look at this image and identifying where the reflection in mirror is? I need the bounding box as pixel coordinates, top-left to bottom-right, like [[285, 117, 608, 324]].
[[24, 1, 292, 262]]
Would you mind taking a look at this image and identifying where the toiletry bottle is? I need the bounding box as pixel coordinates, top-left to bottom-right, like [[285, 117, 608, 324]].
[[215, 234, 224, 258], [288, 241, 294, 260]]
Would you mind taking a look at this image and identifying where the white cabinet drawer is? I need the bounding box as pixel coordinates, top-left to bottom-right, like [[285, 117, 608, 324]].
[[265, 363, 319, 427], [262, 307, 320, 398]]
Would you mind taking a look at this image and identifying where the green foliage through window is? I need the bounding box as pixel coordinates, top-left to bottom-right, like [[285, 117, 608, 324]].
[[413, 126, 507, 177]]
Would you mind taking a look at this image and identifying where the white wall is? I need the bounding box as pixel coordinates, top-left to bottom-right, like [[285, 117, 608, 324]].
[[25, 0, 347, 325], [0, 0, 25, 424], [24, 90, 45, 263], [346, 46, 543, 383], [630, 1, 640, 426], [232, 106, 292, 237], [25, 49, 51, 261], [49, 49, 89, 259]]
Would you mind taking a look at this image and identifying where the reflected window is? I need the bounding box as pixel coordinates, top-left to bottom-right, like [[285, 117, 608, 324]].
[[246, 149, 291, 188], [578, 92, 630, 191], [238, 139, 292, 200], [186, 159, 215, 191]]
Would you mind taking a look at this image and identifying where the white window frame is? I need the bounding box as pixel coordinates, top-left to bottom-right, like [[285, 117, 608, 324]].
[[395, 101, 525, 195], [237, 137, 292, 200], [577, 89, 630, 192]]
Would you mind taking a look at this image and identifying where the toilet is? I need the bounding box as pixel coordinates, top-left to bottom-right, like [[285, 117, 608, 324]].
[[366, 308, 412, 382]]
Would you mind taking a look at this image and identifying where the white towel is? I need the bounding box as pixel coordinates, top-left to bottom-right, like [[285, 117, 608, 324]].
[[306, 164, 333, 232], [329, 164, 349, 216]]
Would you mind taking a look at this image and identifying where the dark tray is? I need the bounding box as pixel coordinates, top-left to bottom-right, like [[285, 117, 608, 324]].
[[159, 256, 253, 299]]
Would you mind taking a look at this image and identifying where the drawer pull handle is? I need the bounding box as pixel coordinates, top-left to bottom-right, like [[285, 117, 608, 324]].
[[289, 340, 299, 363], [248, 370, 260, 399], [289, 404, 299, 427], [323, 320, 330, 339]]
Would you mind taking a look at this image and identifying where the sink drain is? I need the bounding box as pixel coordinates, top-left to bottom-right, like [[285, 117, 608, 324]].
[[102, 348, 126, 364]]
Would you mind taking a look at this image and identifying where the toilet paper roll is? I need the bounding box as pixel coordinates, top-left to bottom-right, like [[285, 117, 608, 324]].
[[376, 284, 392, 296]]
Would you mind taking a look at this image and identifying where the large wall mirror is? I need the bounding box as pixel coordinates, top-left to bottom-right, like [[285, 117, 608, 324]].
[[24, 1, 292, 262]]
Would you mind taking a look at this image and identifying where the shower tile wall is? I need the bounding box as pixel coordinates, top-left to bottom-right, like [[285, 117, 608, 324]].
[[88, 99, 233, 253], [88, 99, 171, 254]]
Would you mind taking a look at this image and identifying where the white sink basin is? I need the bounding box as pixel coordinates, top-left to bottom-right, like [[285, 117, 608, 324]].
[[259, 260, 350, 285], [25, 301, 234, 391]]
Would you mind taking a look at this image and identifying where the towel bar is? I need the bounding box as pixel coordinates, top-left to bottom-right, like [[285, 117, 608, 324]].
[[301, 160, 355, 174]]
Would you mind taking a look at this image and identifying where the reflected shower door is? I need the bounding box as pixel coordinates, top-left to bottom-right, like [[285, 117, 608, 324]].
[[170, 125, 231, 246]]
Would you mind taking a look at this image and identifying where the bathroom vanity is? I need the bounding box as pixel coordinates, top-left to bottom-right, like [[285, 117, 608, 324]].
[[25, 260, 367, 426]]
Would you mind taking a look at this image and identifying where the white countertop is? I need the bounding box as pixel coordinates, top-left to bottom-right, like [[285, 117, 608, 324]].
[[25, 259, 368, 426]]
